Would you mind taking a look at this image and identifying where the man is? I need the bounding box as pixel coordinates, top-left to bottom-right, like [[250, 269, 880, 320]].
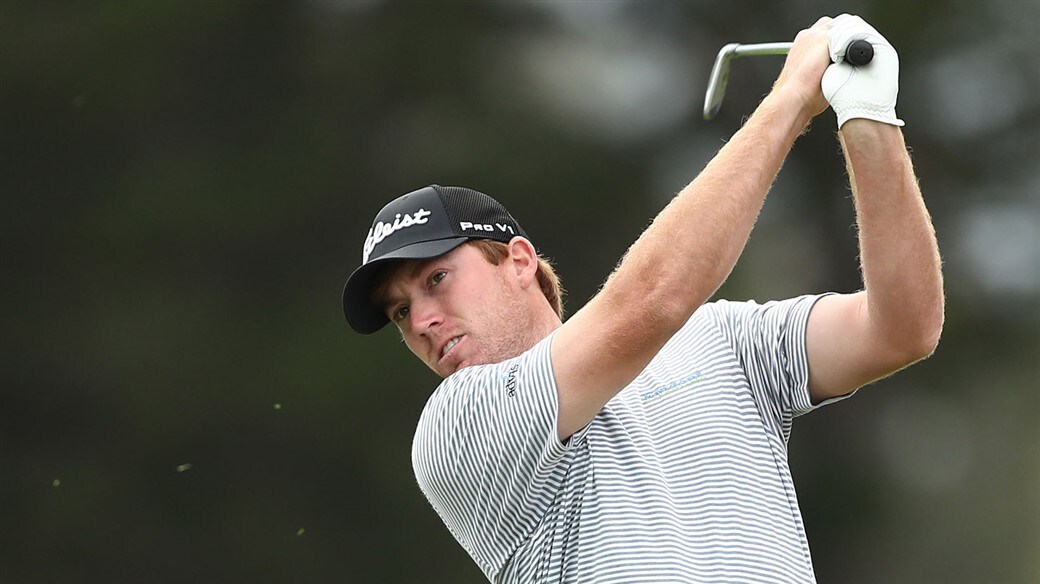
[[342, 14, 943, 583]]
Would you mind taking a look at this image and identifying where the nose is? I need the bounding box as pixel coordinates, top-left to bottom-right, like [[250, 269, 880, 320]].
[[407, 296, 443, 334]]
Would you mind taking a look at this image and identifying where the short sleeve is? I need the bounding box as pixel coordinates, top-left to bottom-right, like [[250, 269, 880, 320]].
[[411, 332, 569, 581], [704, 294, 856, 441]]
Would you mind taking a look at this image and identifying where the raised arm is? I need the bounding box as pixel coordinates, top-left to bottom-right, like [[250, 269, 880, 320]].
[[806, 122, 944, 400], [550, 19, 835, 440], [806, 16, 944, 401]]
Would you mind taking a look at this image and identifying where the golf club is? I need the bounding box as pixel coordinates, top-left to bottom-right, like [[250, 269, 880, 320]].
[[703, 39, 874, 120]]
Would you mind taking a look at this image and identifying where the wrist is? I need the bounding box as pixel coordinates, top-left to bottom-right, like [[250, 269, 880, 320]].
[[759, 87, 817, 133], [834, 105, 904, 129], [839, 118, 904, 146]]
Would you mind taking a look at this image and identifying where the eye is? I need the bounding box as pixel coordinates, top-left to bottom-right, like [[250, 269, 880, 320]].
[[391, 304, 409, 322], [428, 270, 447, 287]]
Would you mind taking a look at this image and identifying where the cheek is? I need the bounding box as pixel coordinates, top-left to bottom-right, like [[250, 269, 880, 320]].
[[400, 332, 424, 359], [473, 278, 520, 331]]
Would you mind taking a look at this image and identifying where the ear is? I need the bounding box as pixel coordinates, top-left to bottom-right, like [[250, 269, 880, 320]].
[[505, 237, 540, 289]]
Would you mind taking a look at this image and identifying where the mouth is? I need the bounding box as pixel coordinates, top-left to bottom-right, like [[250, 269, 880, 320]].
[[440, 336, 462, 360]]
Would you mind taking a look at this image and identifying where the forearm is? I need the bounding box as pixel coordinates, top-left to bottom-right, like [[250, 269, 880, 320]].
[[553, 90, 811, 438], [841, 120, 944, 355], [551, 20, 833, 438], [603, 90, 811, 329]]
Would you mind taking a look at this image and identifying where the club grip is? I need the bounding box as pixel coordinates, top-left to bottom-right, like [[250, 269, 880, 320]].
[[843, 39, 874, 66]]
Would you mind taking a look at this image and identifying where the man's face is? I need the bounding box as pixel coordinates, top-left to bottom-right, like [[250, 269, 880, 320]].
[[375, 243, 536, 378]]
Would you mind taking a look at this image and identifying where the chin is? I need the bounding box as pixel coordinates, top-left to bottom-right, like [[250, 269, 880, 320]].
[[431, 361, 461, 378], [446, 361, 470, 376]]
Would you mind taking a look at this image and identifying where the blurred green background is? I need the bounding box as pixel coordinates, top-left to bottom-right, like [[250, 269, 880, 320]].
[[2, 1, 1037, 582]]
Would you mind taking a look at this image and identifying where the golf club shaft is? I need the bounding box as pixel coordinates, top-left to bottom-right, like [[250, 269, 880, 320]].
[[729, 42, 792, 57], [732, 40, 873, 64]]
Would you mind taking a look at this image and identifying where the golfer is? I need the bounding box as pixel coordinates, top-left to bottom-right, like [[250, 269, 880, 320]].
[[342, 14, 943, 583]]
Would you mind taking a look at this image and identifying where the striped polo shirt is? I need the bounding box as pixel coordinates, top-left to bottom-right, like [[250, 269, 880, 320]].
[[412, 294, 852, 583]]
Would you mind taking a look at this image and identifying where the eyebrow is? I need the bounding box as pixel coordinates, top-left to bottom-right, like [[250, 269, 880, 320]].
[[370, 258, 431, 314]]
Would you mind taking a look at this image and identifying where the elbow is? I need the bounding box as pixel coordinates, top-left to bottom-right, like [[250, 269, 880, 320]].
[[603, 284, 690, 341], [918, 299, 946, 358], [642, 286, 697, 332], [604, 264, 699, 330], [911, 327, 941, 363], [917, 278, 947, 360], [897, 312, 945, 366], [921, 317, 944, 359], [870, 289, 945, 366]]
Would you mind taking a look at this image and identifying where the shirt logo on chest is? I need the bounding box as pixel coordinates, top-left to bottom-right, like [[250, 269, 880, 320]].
[[641, 371, 704, 402]]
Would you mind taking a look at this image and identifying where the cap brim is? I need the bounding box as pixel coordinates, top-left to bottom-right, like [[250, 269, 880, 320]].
[[342, 237, 470, 334]]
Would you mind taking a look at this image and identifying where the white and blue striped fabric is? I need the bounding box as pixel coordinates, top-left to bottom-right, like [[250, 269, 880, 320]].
[[412, 294, 854, 583]]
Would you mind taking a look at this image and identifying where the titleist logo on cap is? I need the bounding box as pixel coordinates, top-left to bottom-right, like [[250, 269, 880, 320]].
[[362, 208, 432, 264]]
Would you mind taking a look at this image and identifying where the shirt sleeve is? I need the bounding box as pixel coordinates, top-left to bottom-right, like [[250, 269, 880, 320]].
[[704, 294, 857, 441], [411, 332, 569, 581]]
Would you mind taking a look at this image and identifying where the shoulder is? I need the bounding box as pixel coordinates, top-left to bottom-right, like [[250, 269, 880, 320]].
[[417, 332, 558, 431], [699, 294, 825, 325]]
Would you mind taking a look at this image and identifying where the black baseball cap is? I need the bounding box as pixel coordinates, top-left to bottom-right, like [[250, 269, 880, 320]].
[[342, 185, 529, 334]]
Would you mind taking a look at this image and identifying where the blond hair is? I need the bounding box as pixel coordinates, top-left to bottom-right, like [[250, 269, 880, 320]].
[[468, 240, 565, 319]]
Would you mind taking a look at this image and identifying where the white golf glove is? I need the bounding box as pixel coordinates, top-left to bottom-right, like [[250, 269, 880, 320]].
[[822, 14, 904, 129]]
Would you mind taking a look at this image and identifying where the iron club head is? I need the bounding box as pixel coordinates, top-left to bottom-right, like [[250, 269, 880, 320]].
[[703, 42, 793, 120], [703, 43, 741, 121]]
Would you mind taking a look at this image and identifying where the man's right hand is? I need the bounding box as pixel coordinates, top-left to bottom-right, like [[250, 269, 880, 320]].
[[772, 17, 833, 124]]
